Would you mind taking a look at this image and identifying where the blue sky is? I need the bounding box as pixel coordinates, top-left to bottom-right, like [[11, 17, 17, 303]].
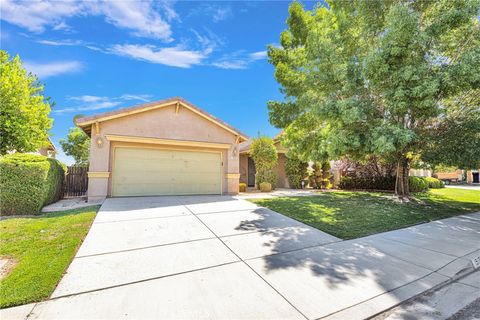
[[1, 1, 317, 164]]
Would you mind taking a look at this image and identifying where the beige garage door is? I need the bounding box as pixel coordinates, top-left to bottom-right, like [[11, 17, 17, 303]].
[[112, 147, 222, 196]]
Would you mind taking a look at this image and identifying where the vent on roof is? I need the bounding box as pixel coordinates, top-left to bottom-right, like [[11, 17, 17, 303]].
[[471, 255, 480, 269]]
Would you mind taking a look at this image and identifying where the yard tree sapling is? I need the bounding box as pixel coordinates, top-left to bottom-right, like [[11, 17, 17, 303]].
[[250, 136, 278, 189]]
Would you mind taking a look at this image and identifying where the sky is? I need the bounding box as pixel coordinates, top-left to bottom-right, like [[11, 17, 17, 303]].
[[0, 0, 317, 165]]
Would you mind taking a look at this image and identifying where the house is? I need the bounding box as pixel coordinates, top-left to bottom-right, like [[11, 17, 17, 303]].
[[434, 169, 480, 184], [38, 138, 57, 158], [75, 97, 248, 202], [9, 138, 57, 158], [239, 134, 289, 188]]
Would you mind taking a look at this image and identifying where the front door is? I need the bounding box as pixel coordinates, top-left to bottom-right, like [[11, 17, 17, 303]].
[[473, 172, 479, 183], [248, 157, 256, 187]]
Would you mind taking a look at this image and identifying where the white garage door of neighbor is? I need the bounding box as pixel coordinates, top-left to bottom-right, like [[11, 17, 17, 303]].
[[112, 147, 222, 196]]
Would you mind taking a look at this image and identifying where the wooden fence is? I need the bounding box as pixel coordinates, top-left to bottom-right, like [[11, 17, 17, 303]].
[[64, 166, 88, 198]]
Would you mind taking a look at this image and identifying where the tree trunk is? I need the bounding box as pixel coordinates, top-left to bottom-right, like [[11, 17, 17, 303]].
[[395, 156, 410, 199]]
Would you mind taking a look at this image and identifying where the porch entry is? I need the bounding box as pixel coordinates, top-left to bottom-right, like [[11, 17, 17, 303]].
[[248, 157, 256, 187]]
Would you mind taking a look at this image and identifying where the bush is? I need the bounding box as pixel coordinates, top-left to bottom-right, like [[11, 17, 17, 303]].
[[285, 155, 308, 189], [424, 177, 444, 189], [259, 182, 272, 192], [339, 176, 396, 190], [0, 154, 65, 215], [256, 170, 277, 189], [239, 182, 247, 192], [409, 176, 429, 192], [250, 136, 278, 190]]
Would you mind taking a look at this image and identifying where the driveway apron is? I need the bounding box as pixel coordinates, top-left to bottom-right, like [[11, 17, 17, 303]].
[[25, 196, 479, 320]]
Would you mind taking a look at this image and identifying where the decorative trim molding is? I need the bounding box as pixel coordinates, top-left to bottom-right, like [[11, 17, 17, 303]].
[[105, 135, 232, 149], [88, 171, 110, 178], [226, 173, 240, 179]]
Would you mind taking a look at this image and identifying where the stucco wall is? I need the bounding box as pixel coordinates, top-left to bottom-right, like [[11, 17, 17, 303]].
[[239, 154, 248, 184], [274, 153, 289, 188], [87, 104, 241, 200]]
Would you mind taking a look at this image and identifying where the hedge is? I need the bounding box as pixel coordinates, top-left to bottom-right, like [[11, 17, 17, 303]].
[[339, 176, 396, 191], [424, 177, 445, 189], [409, 176, 429, 192], [339, 175, 429, 192], [0, 153, 66, 215]]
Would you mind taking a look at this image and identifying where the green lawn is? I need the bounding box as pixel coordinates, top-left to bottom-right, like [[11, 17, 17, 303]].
[[0, 206, 99, 308], [250, 188, 480, 240]]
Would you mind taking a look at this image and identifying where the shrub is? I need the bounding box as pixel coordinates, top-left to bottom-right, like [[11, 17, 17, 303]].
[[285, 155, 308, 189], [239, 182, 247, 192], [409, 176, 429, 192], [250, 136, 278, 189], [339, 176, 396, 190], [259, 182, 272, 192], [0, 154, 65, 215], [424, 177, 444, 189], [256, 170, 277, 189]]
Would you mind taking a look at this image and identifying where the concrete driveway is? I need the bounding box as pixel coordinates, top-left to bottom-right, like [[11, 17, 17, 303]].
[[18, 196, 480, 320]]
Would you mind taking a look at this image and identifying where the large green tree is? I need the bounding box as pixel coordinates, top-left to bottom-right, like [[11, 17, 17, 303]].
[[268, 0, 480, 198], [0, 50, 53, 155], [59, 127, 90, 166]]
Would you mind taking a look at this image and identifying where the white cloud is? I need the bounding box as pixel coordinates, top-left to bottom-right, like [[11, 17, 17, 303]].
[[55, 93, 153, 114], [68, 95, 108, 103], [212, 50, 268, 70], [0, 0, 81, 33], [188, 4, 233, 23], [249, 51, 268, 60], [23, 60, 83, 78], [93, 1, 174, 41], [120, 94, 153, 102], [109, 44, 207, 68], [36, 39, 85, 46], [0, 0, 175, 41], [212, 7, 233, 23]]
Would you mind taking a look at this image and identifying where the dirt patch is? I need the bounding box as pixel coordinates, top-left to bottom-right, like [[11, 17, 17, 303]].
[[0, 257, 18, 280]]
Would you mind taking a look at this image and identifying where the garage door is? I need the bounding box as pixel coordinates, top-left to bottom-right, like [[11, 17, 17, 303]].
[[112, 147, 222, 196]]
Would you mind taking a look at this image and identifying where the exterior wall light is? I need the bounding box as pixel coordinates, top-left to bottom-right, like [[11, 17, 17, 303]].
[[96, 137, 104, 148]]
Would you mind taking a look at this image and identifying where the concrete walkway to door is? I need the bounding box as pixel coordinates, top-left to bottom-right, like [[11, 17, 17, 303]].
[[10, 196, 480, 320]]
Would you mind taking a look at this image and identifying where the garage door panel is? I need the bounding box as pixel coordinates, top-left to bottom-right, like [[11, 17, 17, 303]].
[[112, 147, 222, 196]]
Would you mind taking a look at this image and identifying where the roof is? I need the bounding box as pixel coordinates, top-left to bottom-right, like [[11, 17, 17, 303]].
[[75, 97, 249, 141], [46, 137, 56, 151]]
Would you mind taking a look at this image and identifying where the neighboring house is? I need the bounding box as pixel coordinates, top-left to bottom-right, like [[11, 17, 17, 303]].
[[409, 168, 432, 178], [37, 138, 57, 158], [75, 97, 248, 202], [239, 134, 289, 188], [8, 138, 57, 158], [434, 169, 480, 184]]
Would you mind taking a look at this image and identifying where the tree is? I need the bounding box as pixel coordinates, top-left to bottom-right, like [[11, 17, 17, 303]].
[[59, 127, 90, 166], [0, 50, 52, 155], [250, 136, 278, 189], [268, 1, 480, 199], [285, 153, 308, 188]]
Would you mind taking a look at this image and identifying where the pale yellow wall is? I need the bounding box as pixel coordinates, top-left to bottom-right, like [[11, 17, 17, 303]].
[[87, 104, 241, 201]]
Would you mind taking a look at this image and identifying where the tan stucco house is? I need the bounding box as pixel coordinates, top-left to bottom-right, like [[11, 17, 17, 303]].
[[239, 135, 289, 188], [76, 97, 249, 201]]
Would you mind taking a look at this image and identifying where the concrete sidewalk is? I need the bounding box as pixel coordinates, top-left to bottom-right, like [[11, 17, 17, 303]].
[[2, 196, 479, 320]]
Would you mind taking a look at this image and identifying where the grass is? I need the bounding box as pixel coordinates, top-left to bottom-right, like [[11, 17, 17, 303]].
[[250, 188, 480, 240], [0, 206, 99, 308]]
